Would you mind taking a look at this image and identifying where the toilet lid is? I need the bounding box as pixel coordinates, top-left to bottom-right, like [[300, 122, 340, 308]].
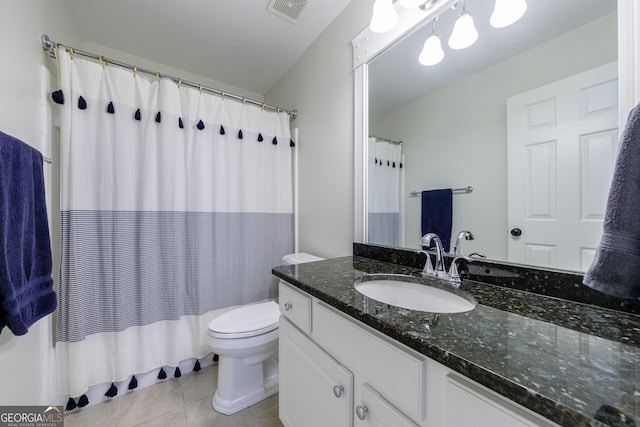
[[208, 301, 280, 338]]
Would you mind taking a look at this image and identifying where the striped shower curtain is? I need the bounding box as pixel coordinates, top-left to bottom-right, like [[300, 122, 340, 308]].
[[54, 49, 294, 400]]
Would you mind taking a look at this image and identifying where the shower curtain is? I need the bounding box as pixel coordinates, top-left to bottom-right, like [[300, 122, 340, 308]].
[[368, 137, 403, 246], [54, 50, 294, 399]]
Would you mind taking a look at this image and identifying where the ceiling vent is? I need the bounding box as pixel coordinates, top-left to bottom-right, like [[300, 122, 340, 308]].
[[267, 0, 310, 24]]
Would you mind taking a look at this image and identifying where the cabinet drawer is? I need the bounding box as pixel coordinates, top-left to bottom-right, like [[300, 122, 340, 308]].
[[279, 281, 312, 334], [444, 374, 559, 427], [313, 301, 427, 423]]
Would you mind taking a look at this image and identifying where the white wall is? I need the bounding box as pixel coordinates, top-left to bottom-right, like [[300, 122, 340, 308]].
[[0, 0, 82, 405], [370, 13, 617, 260], [266, 0, 375, 259]]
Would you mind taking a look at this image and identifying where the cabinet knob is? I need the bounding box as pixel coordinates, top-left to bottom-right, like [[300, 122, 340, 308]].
[[332, 385, 344, 398], [355, 405, 368, 420], [510, 227, 522, 237], [284, 302, 292, 311]]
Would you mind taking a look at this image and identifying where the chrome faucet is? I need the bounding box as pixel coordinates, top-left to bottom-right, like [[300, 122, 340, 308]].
[[448, 256, 473, 286], [453, 230, 474, 256], [419, 233, 447, 278], [420, 232, 473, 285]]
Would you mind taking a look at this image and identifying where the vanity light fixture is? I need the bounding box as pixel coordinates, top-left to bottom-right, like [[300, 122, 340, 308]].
[[370, 0, 399, 33], [418, 18, 444, 66], [448, 1, 478, 50], [369, 0, 525, 67], [490, 0, 527, 28]]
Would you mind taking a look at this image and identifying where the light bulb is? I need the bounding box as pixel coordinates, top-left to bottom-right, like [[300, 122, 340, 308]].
[[448, 12, 478, 50], [490, 0, 527, 28], [400, 0, 425, 8], [418, 34, 444, 66], [370, 0, 399, 33]]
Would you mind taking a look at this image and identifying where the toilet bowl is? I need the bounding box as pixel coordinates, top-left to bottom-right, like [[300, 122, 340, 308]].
[[207, 252, 324, 415], [207, 300, 280, 415]]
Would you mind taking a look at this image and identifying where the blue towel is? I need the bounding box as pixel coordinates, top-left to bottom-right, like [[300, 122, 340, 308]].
[[0, 131, 56, 335], [584, 103, 640, 298], [421, 189, 453, 252]]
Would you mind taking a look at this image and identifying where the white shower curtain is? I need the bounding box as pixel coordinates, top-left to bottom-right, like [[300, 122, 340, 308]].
[[368, 137, 403, 246], [54, 50, 294, 399]]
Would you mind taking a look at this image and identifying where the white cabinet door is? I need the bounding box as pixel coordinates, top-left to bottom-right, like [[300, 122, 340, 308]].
[[279, 317, 354, 427], [354, 383, 419, 427]]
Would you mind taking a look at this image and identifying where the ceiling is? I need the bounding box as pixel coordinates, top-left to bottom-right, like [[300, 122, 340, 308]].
[[369, 0, 617, 118], [62, 0, 353, 95]]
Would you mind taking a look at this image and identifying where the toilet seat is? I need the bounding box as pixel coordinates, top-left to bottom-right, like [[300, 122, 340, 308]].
[[208, 301, 280, 339]]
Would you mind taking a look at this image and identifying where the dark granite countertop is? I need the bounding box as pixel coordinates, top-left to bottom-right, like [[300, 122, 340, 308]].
[[272, 254, 640, 427]]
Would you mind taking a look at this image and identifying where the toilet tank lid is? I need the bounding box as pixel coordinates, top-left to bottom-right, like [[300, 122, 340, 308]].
[[282, 252, 324, 265], [208, 301, 280, 334]]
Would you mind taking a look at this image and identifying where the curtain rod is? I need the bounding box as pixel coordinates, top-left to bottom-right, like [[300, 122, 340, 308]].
[[369, 134, 403, 144], [40, 34, 297, 120]]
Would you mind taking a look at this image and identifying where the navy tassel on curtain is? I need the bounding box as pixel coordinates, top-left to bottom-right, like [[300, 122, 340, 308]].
[[174, 367, 182, 378], [178, 117, 184, 129], [219, 125, 225, 135], [155, 112, 161, 123], [128, 375, 138, 390], [105, 383, 118, 398], [134, 109, 141, 121], [238, 129, 243, 139], [258, 133, 264, 142], [65, 398, 77, 411], [78, 96, 87, 110], [197, 120, 205, 130], [272, 137, 278, 145], [158, 367, 167, 380], [107, 102, 115, 114], [290, 139, 295, 147], [77, 394, 89, 408], [193, 360, 201, 372], [52, 90, 64, 104]]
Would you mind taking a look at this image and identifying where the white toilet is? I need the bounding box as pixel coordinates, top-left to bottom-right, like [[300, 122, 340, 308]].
[[207, 252, 323, 415]]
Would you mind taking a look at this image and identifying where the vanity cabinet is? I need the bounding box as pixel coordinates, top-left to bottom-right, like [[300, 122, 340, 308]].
[[278, 281, 558, 427], [279, 318, 353, 427]]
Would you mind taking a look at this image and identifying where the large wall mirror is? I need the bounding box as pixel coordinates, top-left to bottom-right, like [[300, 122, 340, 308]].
[[354, 0, 639, 274]]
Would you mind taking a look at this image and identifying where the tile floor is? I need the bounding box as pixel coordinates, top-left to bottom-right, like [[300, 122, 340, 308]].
[[63, 364, 283, 427]]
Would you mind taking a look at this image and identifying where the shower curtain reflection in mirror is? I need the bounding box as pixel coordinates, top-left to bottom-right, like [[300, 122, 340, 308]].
[[368, 137, 404, 247]]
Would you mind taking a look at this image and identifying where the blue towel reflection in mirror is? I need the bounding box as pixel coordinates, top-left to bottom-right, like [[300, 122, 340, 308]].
[[421, 189, 453, 253]]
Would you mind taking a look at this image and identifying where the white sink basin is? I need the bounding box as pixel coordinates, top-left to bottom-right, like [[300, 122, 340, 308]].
[[354, 275, 476, 313]]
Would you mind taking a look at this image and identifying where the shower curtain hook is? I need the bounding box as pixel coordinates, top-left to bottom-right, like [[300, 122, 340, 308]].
[[177, 78, 181, 88], [199, 84, 203, 94], [133, 66, 137, 78], [221, 91, 225, 101], [99, 56, 105, 68], [69, 47, 74, 60]]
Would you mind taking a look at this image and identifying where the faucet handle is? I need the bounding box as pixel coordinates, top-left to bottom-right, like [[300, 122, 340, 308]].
[[448, 256, 473, 286], [421, 251, 434, 276], [469, 252, 486, 258]]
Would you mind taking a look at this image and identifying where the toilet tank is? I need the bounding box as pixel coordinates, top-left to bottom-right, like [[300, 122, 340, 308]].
[[281, 252, 324, 265]]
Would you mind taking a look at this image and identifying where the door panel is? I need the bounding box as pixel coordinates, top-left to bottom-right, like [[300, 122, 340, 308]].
[[507, 62, 618, 271]]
